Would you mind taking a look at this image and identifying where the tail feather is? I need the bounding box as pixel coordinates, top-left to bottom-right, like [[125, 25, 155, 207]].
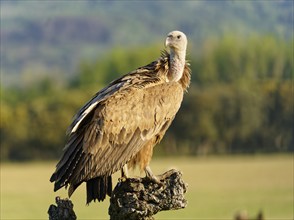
[[86, 176, 112, 204]]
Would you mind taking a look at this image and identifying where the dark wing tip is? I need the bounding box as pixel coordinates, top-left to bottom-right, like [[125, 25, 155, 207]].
[[50, 173, 56, 182], [53, 181, 64, 192], [50, 173, 65, 192]]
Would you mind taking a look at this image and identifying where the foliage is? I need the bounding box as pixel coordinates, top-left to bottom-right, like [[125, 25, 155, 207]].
[[0, 36, 293, 161]]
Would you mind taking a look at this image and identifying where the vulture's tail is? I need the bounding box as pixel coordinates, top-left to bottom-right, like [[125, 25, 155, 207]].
[[86, 176, 112, 204]]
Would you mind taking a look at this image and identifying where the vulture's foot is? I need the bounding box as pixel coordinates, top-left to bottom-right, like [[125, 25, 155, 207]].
[[119, 164, 129, 182], [156, 169, 178, 179], [144, 166, 163, 185]]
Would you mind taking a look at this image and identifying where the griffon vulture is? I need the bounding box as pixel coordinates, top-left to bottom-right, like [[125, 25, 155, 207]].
[[50, 30, 191, 204]]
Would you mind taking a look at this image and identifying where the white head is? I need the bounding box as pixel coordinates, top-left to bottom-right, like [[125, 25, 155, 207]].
[[165, 30, 188, 53], [164, 31, 188, 82]]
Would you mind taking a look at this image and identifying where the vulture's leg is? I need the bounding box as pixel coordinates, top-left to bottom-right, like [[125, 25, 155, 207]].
[[144, 165, 162, 184], [119, 164, 129, 182], [121, 164, 129, 178]]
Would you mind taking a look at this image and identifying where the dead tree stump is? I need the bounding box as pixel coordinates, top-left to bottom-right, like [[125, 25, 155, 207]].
[[48, 169, 187, 220], [109, 169, 188, 220], [48, 196, 77, 220]]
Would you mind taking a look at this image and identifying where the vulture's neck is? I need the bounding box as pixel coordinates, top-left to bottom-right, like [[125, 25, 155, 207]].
[[168, 49, 186, 82]]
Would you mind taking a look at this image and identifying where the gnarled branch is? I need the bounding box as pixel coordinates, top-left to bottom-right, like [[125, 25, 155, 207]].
[[48, 169, 187, 220], [48, 196, 77, 220], [109, 169, 188, 220]]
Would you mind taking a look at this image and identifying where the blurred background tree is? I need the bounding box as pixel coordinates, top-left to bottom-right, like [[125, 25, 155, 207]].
[[0, 0, 293, 161]]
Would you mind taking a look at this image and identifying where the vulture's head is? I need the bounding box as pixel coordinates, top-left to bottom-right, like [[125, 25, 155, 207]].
[[165, 30, 187, 53]]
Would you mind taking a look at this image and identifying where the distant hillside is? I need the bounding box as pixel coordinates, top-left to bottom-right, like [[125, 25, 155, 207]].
[[1, 0, 293, 86]]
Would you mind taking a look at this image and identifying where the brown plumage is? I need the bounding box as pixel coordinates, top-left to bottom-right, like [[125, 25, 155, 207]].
[[50, 30, 191, 204]]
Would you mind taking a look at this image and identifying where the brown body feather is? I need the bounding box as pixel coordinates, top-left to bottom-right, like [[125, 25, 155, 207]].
[[50, 50, 191, 203]]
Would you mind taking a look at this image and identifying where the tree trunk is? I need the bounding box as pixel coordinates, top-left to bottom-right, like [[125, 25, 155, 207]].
[[48, 169, 187, 220], [48, 196, 77, 220], [109, 169, 188, 220]]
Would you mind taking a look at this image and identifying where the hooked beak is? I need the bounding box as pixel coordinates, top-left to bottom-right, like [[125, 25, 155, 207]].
[[165, 35, 172, 47]]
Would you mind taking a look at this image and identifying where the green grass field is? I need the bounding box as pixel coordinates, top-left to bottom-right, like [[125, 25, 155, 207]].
[[1, 155, 293, 219]]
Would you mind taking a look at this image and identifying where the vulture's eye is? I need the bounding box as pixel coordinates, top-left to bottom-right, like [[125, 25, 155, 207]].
[[177, 35, 181, 39]]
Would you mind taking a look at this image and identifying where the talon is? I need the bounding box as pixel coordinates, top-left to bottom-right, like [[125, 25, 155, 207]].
[[118, 176, 127, 182], [144, 166, 163, 185], [157, 169, 176, 180]]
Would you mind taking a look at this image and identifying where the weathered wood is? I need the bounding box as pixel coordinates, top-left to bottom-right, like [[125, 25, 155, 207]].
[[109, 169, 188, 220], [48, 196, 77, 220], [48, 169, 187, 220]]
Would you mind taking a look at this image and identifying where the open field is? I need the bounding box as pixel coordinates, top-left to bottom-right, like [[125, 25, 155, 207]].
[[1, 155, 293, 219]]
